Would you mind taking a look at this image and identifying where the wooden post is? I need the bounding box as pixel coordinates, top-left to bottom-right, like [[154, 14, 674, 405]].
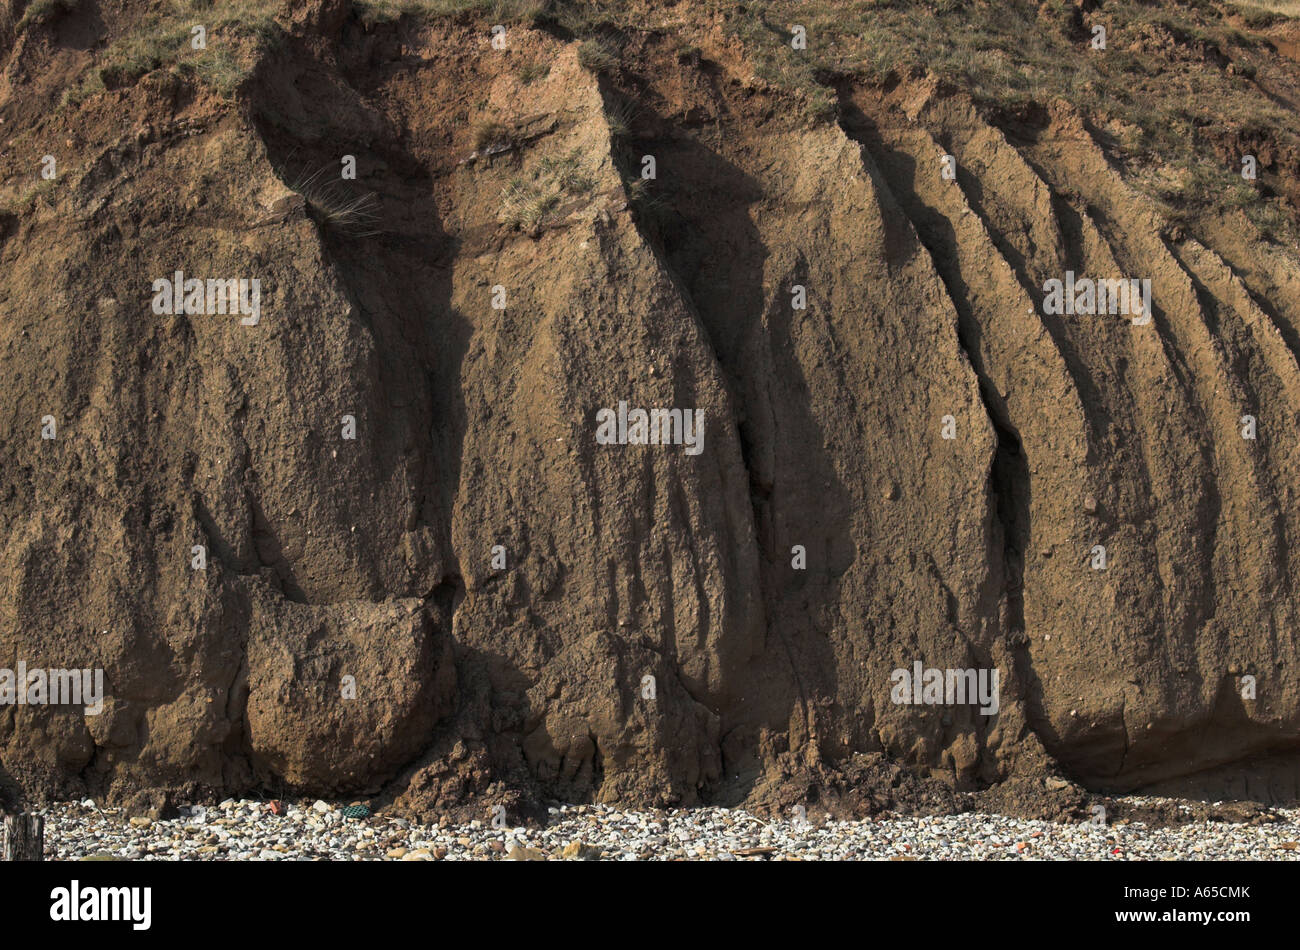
[[3, 813, 44, 861]]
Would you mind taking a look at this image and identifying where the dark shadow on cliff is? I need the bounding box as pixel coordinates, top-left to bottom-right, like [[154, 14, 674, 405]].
[[245, 25, 471, 603], [837, 96, 1032, 781], [609, 90, 855, 803]]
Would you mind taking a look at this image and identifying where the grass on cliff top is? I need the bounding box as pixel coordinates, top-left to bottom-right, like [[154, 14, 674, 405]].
[[60, 0, 282, 105], [46, 0, 1300, 244], [354, 0, 1295, 244], [512, 0, 1296, 241], [354, 0, 544, 27], [15, 0, 85, 32], [1234, 0, 1300, 15], [756, 0, 1294, 238]]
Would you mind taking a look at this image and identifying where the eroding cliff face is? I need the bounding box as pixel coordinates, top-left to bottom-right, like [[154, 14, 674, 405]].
[[1, 0, 1300, 816]]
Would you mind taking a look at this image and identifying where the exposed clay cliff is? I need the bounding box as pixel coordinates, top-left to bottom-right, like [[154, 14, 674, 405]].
[[2, 0, 1300, 818]]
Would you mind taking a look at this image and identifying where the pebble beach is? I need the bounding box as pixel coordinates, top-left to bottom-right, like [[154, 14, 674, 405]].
[[34, 798, 1300, 861]]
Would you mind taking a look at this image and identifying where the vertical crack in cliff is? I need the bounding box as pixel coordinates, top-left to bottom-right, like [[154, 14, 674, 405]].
[[598, 86, 818, 740], [836, 96, 1029, 641]]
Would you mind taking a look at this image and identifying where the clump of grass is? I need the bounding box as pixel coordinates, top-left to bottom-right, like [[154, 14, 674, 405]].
[[60, 69, 104, 108], [1, 177, 59, 217], [1230, 2, 1293, 28], [282, 165, 383, 236], [1223, 175, 1261, 209], [1154, 161, 1229, 206], [623, 175, 662, 210], [1150, 157, 1298, 245], [473, 120, 515, 151], [498, 148, 597, 232], [1246, 198, 1296, 243], [622, 173, 676, 235], [604, 96, 637, 139], [577, 38, 619, 74], [354, 0, 543, 27], [530, 0, 621, 36], [501, 177, 561, 230], [16, 0, 82, 32], [177, 47, 249, 97], [67, 0, 281, 100], [539, 151, 594, 192], [517, 61, 549, 84], [805, 84, 837, 121]]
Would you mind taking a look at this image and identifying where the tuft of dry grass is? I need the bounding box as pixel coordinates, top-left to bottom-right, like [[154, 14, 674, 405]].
[[577, 38, 620, 74], [282, 165, 383, 236], [501, 178, 561, 230], [604, 96, 637, 139], [517, 61, 550, 84], [354, 0, 544, 27], [1233, 0, 1300, 17], [498, 148, 597, 231], [473, 120, 515, 151]]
